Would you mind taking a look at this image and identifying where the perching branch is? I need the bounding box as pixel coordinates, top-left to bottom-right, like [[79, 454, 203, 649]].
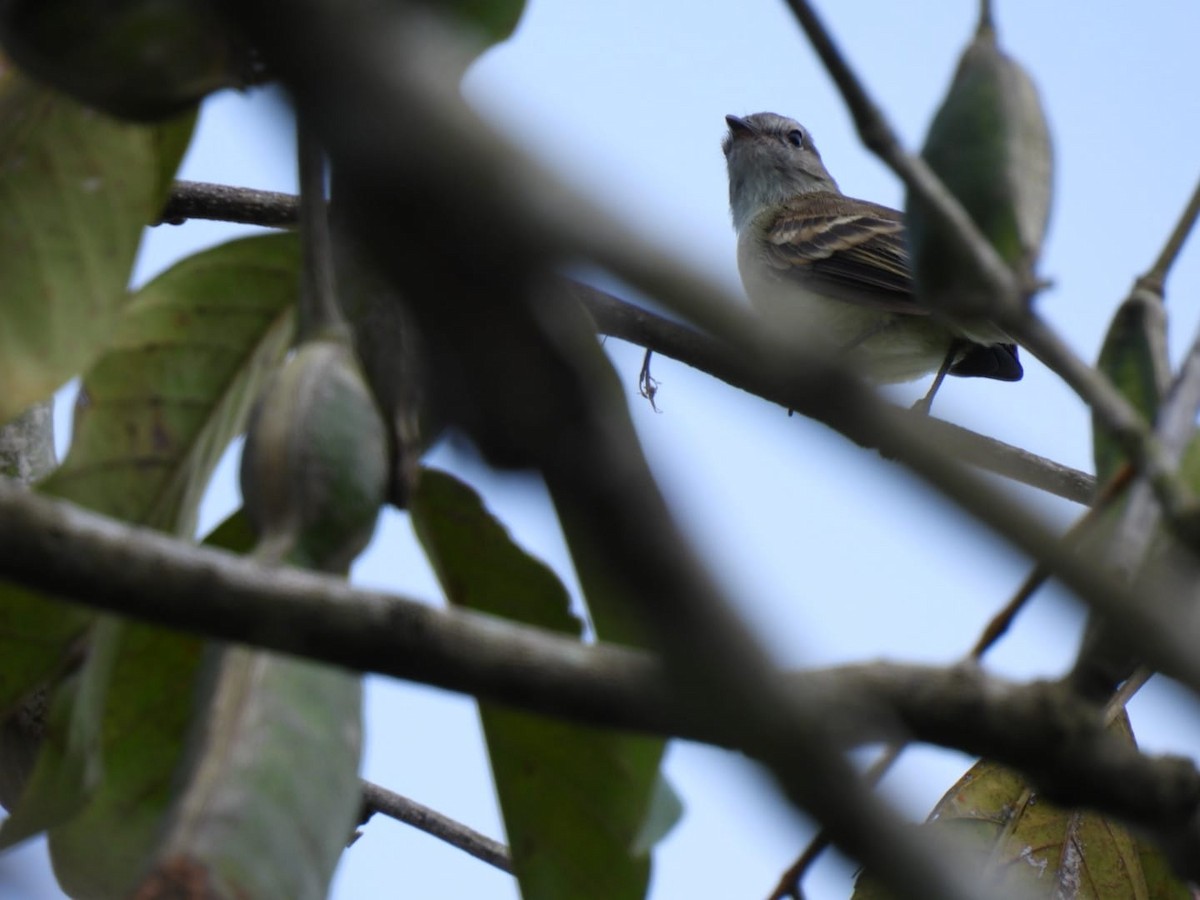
[[572, 280, 1095, 505], [152, 183, 1097, 505]]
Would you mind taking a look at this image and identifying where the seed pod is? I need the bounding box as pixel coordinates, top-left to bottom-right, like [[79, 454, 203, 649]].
[[0, 0, 251, 121], [240, 335, 388, 573], [907, 16, 1053, 317], [1092, 288, 1168, 485]]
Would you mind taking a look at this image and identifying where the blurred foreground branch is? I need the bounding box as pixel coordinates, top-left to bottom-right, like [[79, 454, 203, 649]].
[[1, 482, 1199, 872]]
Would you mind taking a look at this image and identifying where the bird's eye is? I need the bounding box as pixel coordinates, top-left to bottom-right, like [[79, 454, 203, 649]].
[[786, 129, 805, 148]]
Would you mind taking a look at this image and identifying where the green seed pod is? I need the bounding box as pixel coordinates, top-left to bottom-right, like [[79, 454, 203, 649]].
[[0, 0, 251, 121], [1092, 289, 1168, 485], [240, 335, 389, 573], [907, 16, 1053, 316]]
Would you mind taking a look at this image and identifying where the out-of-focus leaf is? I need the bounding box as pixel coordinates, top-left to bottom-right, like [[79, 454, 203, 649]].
[[0, 0, 250, 121], [0, 617, 118, 848], [1, 236, 293, 814], [1092, 290, 1168, 485], [142, 510, 361, 899], [0, 590, 88, 723], [0, 72, 161, 424], [630, 772, 684, 857], [435, 0, 526, 47], [49, 510, 362, 900], [150, 108, 197, 210], [412, 469, 671, 900], [41, 233, 299, 535], [129, 648, 362, 900], [47, 620, 209, 897], [907, 14, 1053, 316], [853, 713, 1192, 899], [239, 334, 388, 573]]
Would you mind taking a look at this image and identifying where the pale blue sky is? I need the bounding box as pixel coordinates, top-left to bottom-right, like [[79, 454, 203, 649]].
[[7, 1, 1200, 898]]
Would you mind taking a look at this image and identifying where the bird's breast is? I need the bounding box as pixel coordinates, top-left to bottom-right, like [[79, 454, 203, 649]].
[[735, 234, 955, 383]]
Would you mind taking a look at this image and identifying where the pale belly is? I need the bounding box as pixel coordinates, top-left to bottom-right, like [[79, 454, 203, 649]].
[[738, 247, 963, 384]]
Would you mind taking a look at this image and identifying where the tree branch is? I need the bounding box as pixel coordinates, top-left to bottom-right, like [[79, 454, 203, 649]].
[[154, 180, 299, 228], [571, 280, 1095, 505], [2, 482, 1200, 872], [359, 780, 512, 874]]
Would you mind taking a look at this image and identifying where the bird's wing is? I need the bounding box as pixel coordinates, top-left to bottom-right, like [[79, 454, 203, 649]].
[[759, 193, 926, 314]]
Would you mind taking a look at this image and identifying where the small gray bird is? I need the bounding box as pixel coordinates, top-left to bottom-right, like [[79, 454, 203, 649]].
[[722, 111, 1021, 387]]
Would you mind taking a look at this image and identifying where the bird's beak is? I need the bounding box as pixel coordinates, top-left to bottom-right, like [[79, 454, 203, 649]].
[[725, 114, 756, 137]]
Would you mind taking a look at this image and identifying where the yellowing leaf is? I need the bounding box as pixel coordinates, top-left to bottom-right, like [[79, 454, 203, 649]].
[[854, 714, 1191, 899]]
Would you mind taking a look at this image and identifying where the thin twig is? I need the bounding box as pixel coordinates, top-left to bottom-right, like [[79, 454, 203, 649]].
[[1144, 175, 1200, 292], [155, 180, 299, 228], [767, 745, 903, 900], [1103, 667, 1153, 726], [359, 780, 512, 874]]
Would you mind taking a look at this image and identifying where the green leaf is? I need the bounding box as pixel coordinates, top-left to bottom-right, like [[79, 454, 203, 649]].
[[0, 588, 89, 722], [41, 233, 299, 535], [0, 236, 294, 811], [47, 620, 210, 897], [0, 72, 163, 424], [44, 514, 253, 896], [0, 617, 119, 848], [437, 0, 526, 47], [0, 0, 249, 121], [129, 648, 362, 900], [630, 772, 684, 857], [907, 16, 1053, 313], [49, 511, 363, 900], [1093, 290, 1168, 485], [0, 89, 195, 750], [412, 469, 671, 900], [150, 108, 197, 210]]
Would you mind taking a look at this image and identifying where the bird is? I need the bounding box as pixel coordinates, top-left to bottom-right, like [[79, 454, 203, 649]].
[[722, 111, 1021, 394]]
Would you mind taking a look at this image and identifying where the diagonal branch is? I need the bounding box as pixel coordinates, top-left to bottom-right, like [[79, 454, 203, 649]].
[[572, 280, 1095, 504], [359, 780, 511, 874]]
